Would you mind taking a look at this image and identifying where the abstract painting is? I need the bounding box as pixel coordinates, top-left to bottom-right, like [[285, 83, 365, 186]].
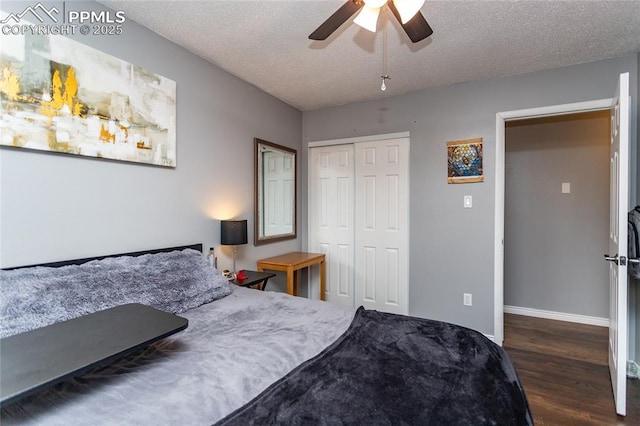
[[0, 31, 176, 167], [447, 138, 483, 184]]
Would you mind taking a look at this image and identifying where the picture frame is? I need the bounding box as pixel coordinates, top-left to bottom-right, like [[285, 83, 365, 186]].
[[0, 32, 176, 167], [447, 138, 483, 184]]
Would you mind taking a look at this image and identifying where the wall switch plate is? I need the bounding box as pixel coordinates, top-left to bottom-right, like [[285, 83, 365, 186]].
[[463, 293, 472, 306], [562, 182, 571, 194], [463, 195, 472, 208]]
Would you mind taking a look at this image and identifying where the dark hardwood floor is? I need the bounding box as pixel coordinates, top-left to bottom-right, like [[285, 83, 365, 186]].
[[503, 314, 640, 425]]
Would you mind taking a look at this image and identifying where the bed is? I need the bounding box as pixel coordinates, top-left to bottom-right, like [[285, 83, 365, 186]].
[[0, 244, 532, 425]]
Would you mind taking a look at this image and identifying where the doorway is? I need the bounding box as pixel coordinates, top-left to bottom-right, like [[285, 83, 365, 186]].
[[493, 98, 613, 346], [503, 111, 611, 324]]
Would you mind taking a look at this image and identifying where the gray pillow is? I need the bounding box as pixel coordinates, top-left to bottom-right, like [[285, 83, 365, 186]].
[[0, 248, 232, 338]]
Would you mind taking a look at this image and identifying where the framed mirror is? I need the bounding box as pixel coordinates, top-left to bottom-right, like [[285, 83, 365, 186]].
[[254, 138, 297, 245]]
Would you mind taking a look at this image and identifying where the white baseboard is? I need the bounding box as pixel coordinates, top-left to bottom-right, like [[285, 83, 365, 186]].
[[504, 305, 609, 327], [628, 361, 640, 379]]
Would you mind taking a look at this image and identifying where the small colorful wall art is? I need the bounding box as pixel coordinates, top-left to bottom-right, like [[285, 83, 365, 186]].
[[0, 32, 176, 167], [447, 138, 483, 184]]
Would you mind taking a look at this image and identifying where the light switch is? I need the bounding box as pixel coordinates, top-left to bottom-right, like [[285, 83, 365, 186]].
[[464, 195, 473, 208], [562, 182, 571, 194]]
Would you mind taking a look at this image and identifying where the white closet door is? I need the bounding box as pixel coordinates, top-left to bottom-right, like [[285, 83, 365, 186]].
[[309, 145, 355, 306], [354, 138, 409, 314]]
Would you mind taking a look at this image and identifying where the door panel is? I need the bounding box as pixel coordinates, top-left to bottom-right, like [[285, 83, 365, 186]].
[[607, 72, 629, 416], [354, 138, 409, 314], [309, 146, 355, 306]]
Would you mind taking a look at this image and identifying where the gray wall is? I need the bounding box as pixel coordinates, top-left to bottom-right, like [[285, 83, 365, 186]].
[[0, 1, 303, 291], [504, 112, 610, 318], [302, 54, 638, 337]]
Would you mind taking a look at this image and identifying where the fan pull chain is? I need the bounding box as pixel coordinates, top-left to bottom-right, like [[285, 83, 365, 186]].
[[380, 10, 390, 91]]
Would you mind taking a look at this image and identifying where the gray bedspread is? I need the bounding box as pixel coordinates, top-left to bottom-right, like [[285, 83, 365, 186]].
[[0, 287, 356, 425]]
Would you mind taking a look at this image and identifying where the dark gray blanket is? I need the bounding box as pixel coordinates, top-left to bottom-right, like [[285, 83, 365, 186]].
[[217, 307, 532, 425]]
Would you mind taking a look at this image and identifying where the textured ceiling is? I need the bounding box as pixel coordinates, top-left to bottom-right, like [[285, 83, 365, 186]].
[[98, 0, 640, 111]]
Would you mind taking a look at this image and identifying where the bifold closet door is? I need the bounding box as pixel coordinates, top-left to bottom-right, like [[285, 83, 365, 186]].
[[354, 139, 409, 315], [309, 138, 409, 313], [308, 145, 355, 306]]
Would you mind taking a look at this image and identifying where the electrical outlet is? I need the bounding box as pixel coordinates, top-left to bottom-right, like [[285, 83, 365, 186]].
[[463, 293, 472, 306]]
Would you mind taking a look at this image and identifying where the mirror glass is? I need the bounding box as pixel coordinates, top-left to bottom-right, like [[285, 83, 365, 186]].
[[255, 138, 296, 245]]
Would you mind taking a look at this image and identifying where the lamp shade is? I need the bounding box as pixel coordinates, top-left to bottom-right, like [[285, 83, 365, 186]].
[[221, 220, 248, 245]]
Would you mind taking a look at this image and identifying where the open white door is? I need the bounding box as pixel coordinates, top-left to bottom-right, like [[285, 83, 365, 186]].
[[604, 72, 629, 416]]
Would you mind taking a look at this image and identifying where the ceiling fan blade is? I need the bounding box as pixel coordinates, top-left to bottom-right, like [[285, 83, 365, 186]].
[[309, 0, 364, 41], [388, 0, 433, 43]]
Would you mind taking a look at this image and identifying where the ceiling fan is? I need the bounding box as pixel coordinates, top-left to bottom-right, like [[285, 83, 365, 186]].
[[309, 0, 433, 43]]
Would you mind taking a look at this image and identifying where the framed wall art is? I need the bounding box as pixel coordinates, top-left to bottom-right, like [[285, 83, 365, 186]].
[[0, 32, 176, 167], [447, 138, 483, 184]]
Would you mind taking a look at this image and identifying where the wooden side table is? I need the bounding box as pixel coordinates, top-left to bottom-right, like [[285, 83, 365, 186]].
[[257, 252, 326, 301], [230, 270, 276, 291]]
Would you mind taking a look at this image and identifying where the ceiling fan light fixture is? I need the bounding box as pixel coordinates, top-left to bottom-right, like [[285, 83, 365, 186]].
[[353, 5, 381, 32], [393, 0, 425, 24]]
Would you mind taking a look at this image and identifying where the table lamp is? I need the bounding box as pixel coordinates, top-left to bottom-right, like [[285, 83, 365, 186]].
[[220, 219, 248, 275]]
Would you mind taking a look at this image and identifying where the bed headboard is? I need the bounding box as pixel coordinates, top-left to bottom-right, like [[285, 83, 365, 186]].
[[3, 244, 204, 271]]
